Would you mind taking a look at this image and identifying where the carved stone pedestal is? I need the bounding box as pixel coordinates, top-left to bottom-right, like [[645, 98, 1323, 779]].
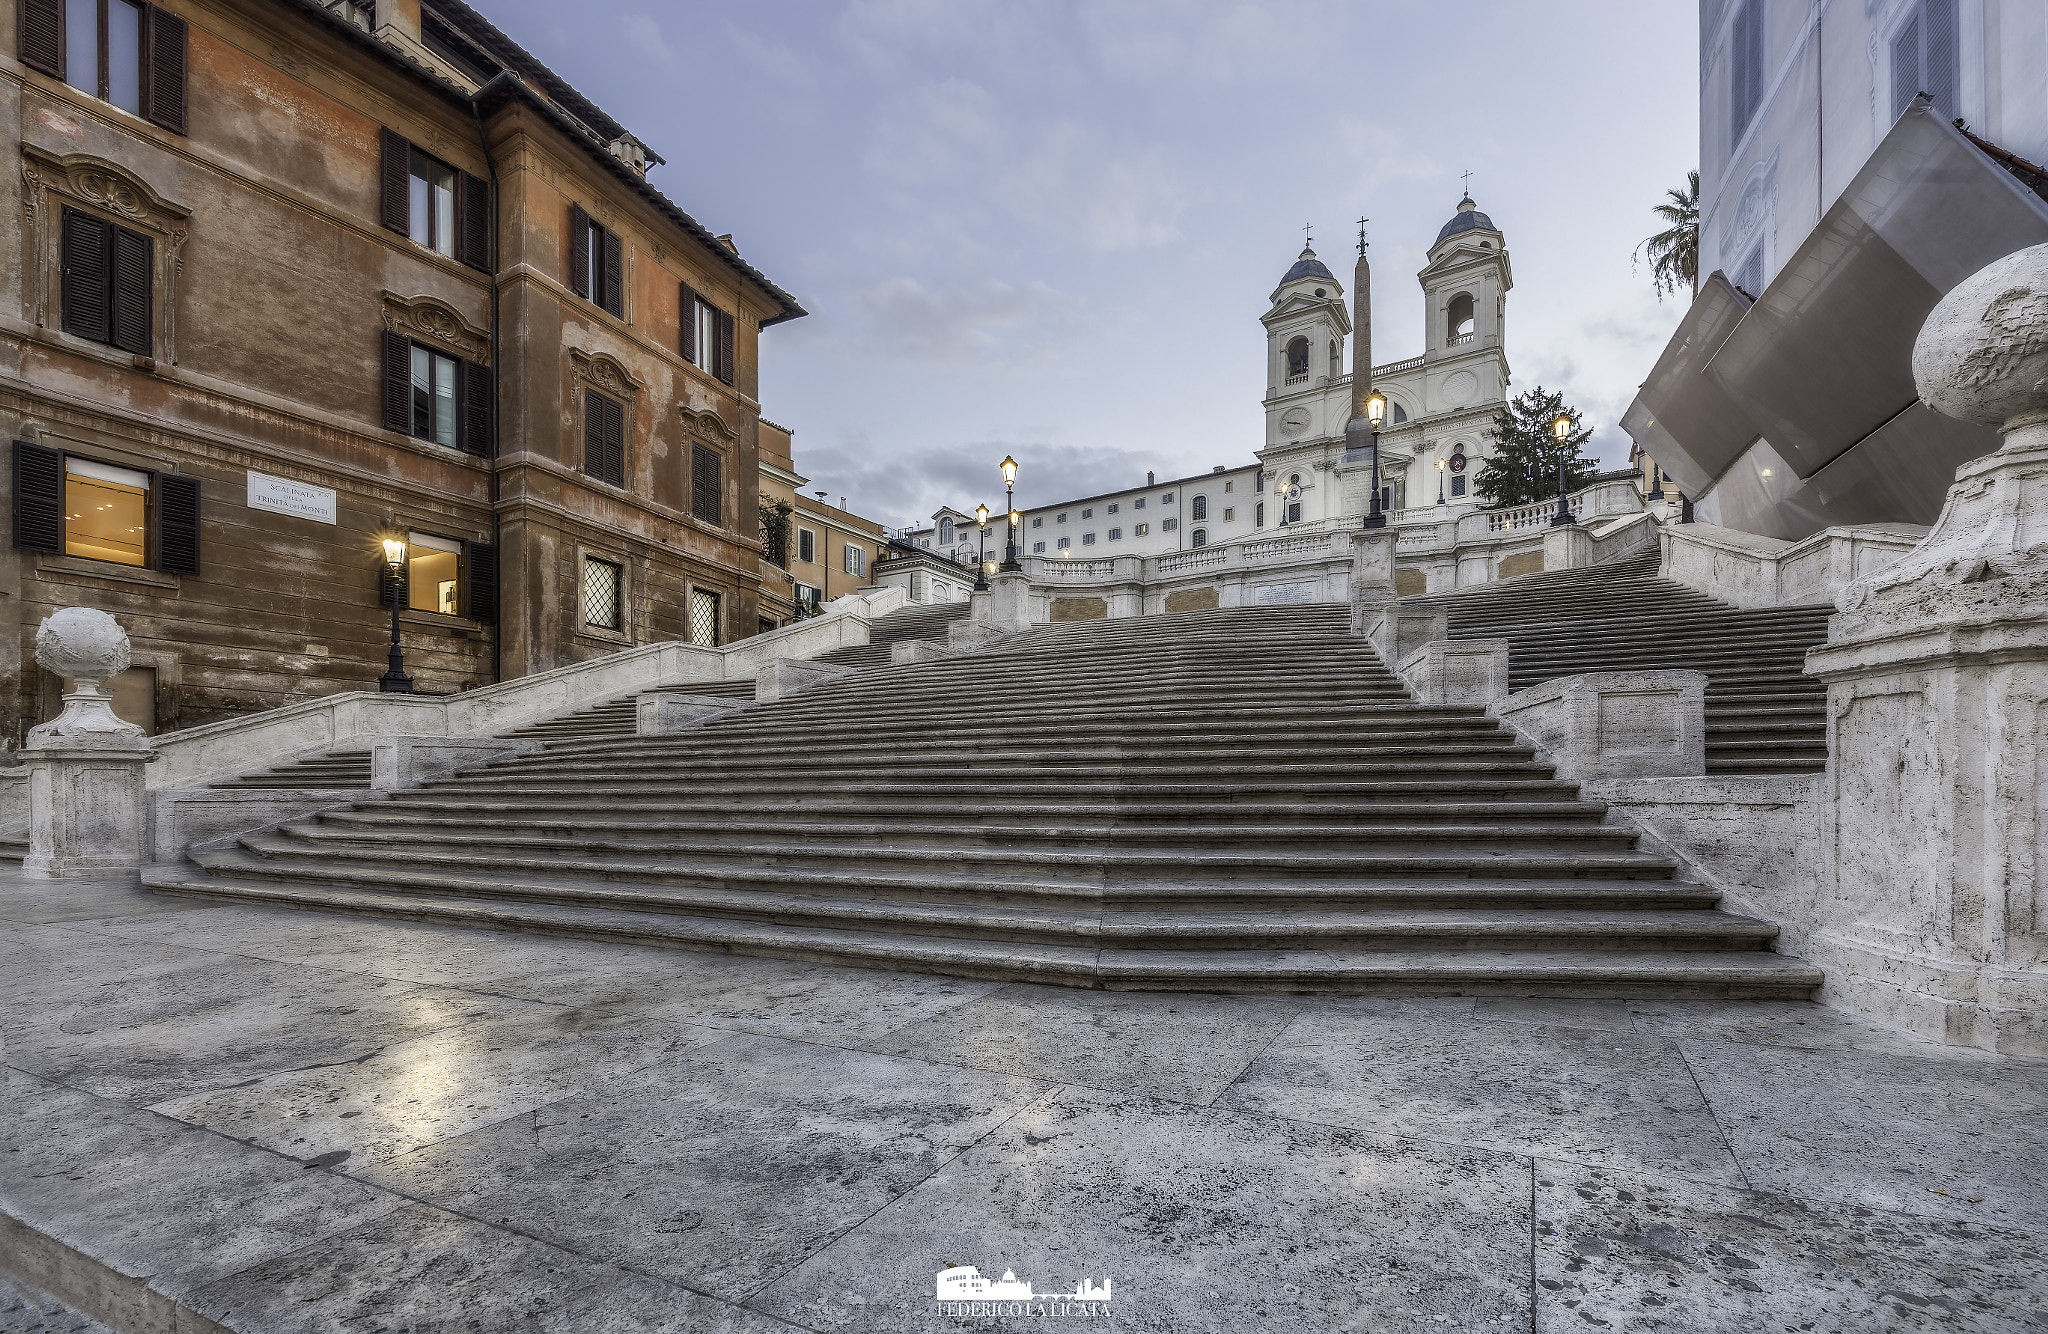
[[1347, 529, 1396, 635], [22, 742, 151, 876], [1803, 241, 2048, 1053]]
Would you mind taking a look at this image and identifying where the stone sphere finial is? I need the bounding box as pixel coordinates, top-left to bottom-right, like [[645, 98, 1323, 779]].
[[34, 607, 131, 686], [1913, 241, 2048, 433]]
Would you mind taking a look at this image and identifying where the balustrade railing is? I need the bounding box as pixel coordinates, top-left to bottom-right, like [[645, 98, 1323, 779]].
[[1371, 355, 1425, 376]]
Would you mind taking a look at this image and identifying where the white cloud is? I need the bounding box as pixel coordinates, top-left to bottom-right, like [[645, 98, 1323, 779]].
[[849, 276, 1088, 359], [618, 13, 672, 62]]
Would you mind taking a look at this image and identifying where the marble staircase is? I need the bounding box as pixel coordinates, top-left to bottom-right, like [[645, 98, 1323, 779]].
[[143, 602, 1820, 998], [1401, 553, 1834, 775]]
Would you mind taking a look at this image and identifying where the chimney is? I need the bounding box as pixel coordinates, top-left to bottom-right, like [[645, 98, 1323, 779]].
[[1147, 471, 1155, 485], [1213, 465, 1224, 472]]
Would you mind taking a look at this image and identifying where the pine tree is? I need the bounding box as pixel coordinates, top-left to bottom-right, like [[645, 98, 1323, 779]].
[[1472, 387, 1598, 509]]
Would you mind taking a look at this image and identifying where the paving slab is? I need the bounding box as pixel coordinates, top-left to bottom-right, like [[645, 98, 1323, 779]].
[[359, 1032, 1051, 1302], [0, 1071, 401, 1308], [1627, 998, 2011, 1058], [749, 1085, 1533, 1333], [7, 952, 538, 1106], [0, 926, 234, 1013], [1534, 1164, 2048, 1332], [1681, 1037, 2048, 1234], [0, 876, 208, 926], [867, 982, 1301, 1105], [149, 1006, 733, 1168], [1217, 1009, 1747, 1183], [184, 1202, 806, 1333]]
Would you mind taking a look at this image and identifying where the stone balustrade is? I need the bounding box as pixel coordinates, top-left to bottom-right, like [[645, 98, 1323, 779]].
[[1658, 521, 1928, 608]]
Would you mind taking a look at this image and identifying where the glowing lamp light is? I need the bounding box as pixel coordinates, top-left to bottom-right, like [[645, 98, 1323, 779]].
[[1000, 455, 1018, 485], [1552, 414, 1573, 443], [381, 537, 407, 566], [1366, 391, 1387, 429], [975, 503, 990, 526]]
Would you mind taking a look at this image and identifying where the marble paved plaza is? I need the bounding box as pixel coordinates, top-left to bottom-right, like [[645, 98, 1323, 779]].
[[2, 870, 2044, 1333]]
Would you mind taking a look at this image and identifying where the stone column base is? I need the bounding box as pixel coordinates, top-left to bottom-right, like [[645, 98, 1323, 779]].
[[22, 743, 151, 877]]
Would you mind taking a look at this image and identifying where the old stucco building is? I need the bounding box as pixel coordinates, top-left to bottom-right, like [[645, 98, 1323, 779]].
[[1, 0, 802, 740]]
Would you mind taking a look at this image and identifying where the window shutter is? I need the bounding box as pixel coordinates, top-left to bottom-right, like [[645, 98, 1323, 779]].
[[587, 391, 624, 486], [467, 541, 497, 623], [678, 283, 698, 363], [60, 209, 111, 344], [141, 6, 188, 135], [110, 226, 153, 356], [13, 440, 63, 553], [379, 128, 410, 233], [692, 444, 720, 526], [1924, 0, 1959, 120], [568, 204, 590, 298], [599, 229, 623, 316], [1891, 15, 1922, 119], [714, 308, 735, 385], [18, 0, 63, 78], [379, 563, 406, 609], [458, 360, 493, 457], [381, 329, 412, 432], [455, 169, 489, 270], [155, 473, 200, 575]]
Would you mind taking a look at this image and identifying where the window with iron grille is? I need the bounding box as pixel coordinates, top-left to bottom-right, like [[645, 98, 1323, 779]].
[[689, 589, 719, 646], [691, 444, 721, 525], [581, 555, 621, 630], [1191, 496, 1207, 520]]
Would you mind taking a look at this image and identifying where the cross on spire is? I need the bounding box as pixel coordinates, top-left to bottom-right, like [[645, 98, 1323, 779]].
[[1356, 216, 1369, 256], [1303, 222, 1313, 250], [1459, 169, 1473, 197]]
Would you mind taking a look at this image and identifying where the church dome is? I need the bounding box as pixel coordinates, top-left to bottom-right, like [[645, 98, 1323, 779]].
[[1280, 247, 1335, 284], [1434, 195, 1496, 244]]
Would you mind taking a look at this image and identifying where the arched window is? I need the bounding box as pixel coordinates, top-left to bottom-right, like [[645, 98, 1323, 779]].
[[1191, 529, 1207, 548], [1329, 340, 1340, 376], [1285, 336, 1309, 382], [1447, 293, 1475, 342], [1393, 402, 1408, 424], [1191, 495, 1207, 520], [939, 517, 954, 544], [1289, 473, 1300, 486]]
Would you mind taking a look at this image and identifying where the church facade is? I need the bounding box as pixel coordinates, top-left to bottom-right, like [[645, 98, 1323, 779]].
[[1257, 196, 1513, 526]]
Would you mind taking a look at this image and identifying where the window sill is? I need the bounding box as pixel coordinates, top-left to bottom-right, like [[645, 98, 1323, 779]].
[[575, 627, 632, 649], [398, 608, 484, 634], [34, 554, 180, 590]]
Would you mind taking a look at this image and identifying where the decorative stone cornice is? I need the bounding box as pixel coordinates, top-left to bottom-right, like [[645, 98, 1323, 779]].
[[21, 147, 191, 359], [380, 291, 489, 363], [568, 348, 642, 400], [680, 403, 737, 442]]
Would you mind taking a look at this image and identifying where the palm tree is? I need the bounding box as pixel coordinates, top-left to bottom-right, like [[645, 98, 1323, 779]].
[[1636, 171, 1700, 300]]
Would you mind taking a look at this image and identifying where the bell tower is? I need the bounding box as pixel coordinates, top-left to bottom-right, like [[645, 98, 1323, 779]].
[[1419, 195, 1513, 388], [1260, 246, 1351, 450]]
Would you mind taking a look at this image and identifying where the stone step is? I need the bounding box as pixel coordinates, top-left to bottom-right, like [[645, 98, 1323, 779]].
[[140, 863, 1822, 998], [369, 797, 1614, 826]]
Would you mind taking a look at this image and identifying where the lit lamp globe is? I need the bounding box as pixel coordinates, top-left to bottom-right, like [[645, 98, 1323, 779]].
[[1366, 391, 1387, 429], [975, 503, 990, 526]]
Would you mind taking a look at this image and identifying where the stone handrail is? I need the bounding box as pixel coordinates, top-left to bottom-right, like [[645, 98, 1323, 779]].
[[1658, 521, 1928, 608], [1372, 355, 1425, 375], [144, 585, 906, 789], [1587, 511, 1660, 565]]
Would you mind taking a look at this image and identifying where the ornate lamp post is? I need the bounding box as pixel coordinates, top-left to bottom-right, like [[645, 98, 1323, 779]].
[[1436, 456, 1447, 505], [1363, 390, 1388, 528], [973, 503, 991, 591], [378, 536, 414, 693], [999, 455, 1021, 571], [1548, 413, 1577, 527]]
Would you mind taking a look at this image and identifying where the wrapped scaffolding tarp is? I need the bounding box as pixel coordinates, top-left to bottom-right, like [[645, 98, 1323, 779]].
[[1623, 100, 2048, 537]]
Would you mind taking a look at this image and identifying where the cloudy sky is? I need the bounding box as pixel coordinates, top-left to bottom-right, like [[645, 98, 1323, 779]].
[[488, 0, 1699, 529]]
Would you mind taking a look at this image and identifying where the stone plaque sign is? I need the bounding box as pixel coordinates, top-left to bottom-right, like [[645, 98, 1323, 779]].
[[1253, 580, 1318, 605], [247, 471, 336, 524]]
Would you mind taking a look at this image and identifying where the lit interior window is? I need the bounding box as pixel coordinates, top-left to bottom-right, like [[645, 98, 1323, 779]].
[[406, 532, 462, 614], [409, 150, 456, 256], [64, 456, 149, 567]]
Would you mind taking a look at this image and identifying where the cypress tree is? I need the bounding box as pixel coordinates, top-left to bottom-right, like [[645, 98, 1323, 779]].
[[1473, 387, 1598, 509]]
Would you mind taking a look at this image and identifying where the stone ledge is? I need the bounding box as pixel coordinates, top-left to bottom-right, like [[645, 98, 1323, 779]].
[[1494, 671, 1707, 781]]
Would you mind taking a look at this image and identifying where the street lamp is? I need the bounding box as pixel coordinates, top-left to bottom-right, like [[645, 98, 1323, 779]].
[[378, 536, 414, 694], [999, 455, 1021, 571], [1548, 413, 1577, 527], [973, 503, 991, 591], [1363, 390, 1388, 528], [1436, 456, 1447, 506]]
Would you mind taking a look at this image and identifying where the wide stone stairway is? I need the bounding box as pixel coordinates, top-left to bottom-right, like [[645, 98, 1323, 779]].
[[142, 602, 1820, 997], [1400, 553, 1834, 775]]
